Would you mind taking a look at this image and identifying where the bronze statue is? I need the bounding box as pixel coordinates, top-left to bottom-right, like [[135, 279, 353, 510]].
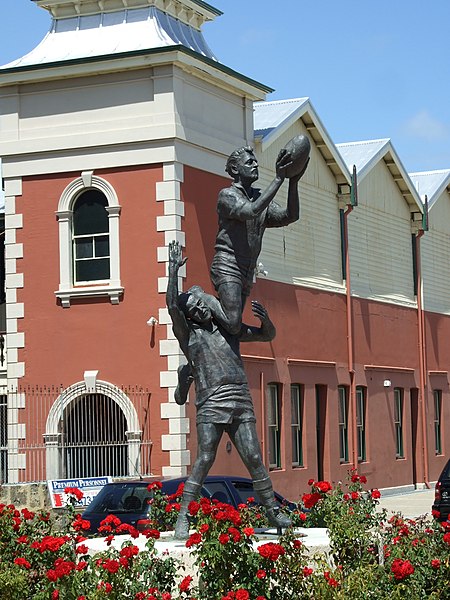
[[167, 241, 292, 539], [175, 143, 309, 405], [210, 145, 308, 334], [167, 139, 310, 539]]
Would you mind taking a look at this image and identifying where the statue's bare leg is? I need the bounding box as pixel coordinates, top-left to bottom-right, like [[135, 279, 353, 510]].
[[209, 281, 245, 335], [229, 420, 292, 528], [173, 422, 223, 539]]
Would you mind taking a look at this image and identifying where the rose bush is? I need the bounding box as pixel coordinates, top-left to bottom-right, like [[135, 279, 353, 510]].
[[0, 473, 449, 599]]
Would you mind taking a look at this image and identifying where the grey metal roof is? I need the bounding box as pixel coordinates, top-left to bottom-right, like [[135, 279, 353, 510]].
[[409, 169, 450, 208], [254, 97, 309, 139], [337, 139, 423, 214], [0, 5, 218, 70], [254, 98, 351, 186], [336, 139, 390, 178]]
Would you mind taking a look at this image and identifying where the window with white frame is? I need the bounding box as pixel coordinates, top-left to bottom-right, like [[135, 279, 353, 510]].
[[291, 384, 303, 467], [55, 173, 122, 307], [73, 190, 110, 283], [267, 383, 281, 470], [338, 386, 349, 464], [394, 388, 404, 459], [356, 386, 366, 462], [434, 390, 442, 456]]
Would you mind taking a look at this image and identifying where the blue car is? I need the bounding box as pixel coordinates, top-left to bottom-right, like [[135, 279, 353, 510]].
[[81, 475, 295, 534]]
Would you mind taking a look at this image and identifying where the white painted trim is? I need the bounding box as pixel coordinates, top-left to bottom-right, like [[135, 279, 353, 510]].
[[55, 174, 123, 307], [3, 179, 26, 481], [156, 161, 191, 475], [45, 380, 141, 480]]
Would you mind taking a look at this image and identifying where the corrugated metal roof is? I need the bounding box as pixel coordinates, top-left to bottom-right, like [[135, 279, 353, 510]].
[[336, 139, 390, 176], [409, 169, 450, 207], [253, 97, 351, 186], [337, 138, 423, 214], [254, 98, 309, 139], [0, 6, 217, 70]]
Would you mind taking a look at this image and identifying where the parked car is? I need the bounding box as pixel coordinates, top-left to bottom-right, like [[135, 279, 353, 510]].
[[432, 458, 450, 522], [81, 475, 295, 534]]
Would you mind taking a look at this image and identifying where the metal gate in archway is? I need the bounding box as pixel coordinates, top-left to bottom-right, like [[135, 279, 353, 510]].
[[63, 393, 127, 479]]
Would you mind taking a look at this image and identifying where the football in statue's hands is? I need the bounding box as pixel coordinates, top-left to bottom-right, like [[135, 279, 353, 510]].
[[283, 135, 311, 178]]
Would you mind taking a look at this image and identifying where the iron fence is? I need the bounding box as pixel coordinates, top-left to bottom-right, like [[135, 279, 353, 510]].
[[1, 385, 154, 484]]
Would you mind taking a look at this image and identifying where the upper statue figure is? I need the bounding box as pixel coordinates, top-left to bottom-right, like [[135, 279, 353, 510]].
[[210, 143, 310, 335]]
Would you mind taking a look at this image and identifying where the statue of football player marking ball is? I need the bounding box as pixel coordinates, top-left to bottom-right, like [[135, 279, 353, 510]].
[[175, 136, 310, 405]]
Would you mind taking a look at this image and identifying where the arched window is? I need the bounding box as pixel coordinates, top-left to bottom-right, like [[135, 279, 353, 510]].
[[56, 172, 122, 307], [73, 190, 110, 283]]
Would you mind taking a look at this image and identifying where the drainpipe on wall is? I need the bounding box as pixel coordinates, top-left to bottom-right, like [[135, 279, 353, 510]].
[[260, 370, 266, 465], [415, 205, 430, 488], [344, 205, 357, 469], [341, 166, 358, 468]]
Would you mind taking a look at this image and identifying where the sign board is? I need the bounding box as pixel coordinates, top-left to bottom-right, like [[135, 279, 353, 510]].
[[47, 476, 112, 509]]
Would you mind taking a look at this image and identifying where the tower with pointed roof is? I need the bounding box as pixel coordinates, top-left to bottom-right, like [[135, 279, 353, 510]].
[[0, 0, 271, 483]]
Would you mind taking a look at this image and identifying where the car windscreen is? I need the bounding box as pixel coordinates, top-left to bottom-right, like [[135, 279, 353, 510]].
[[83, 483, 151, 514]]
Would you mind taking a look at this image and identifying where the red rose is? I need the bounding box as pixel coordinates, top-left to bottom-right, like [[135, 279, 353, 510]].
[[302, 492, 321, 509], [257, 542, 285, 561], [316, 481, 332, 493], [391, 558, 414, 580], [188, 501, 200, 516], [147, 481, 163, 490], [14, 557, 31, 569], [235, 590, 249, 600], [179, 575, 193, 592], [371, 489, 381, 500], [64, 487, 84, 501], [185, 532, 202, 548], [228, 527, 241, 542], [360, 475, 367, 484], [219, 533, 230, 545], [102, 559, 120, 574], [431, 559, 440, 569], [256, 569, 266, 579]]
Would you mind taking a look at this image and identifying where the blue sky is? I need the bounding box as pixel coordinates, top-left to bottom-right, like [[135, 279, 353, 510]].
[[0, 0, 449, 173]]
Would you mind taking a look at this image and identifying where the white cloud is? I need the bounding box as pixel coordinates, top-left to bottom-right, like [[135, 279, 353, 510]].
[[403, 110, 448, 142]]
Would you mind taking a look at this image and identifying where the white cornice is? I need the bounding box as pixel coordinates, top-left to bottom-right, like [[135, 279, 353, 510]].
[[0, 50, 268, 102], [34, 0, 220, 26]]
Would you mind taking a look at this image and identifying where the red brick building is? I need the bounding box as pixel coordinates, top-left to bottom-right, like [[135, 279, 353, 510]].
[[0, 0, 448, 500]]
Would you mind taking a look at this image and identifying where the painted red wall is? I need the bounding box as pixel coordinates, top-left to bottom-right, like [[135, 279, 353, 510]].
[[16, 165, 170, 473], [180, 165, 446, 498]]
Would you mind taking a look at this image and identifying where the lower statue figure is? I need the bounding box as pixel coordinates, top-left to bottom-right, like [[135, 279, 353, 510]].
[[166, 241, 291, 540]]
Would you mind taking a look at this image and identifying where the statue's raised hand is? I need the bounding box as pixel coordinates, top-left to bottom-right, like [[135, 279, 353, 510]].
[[275, 148, 293, 181], [168, 240, 187, 271]]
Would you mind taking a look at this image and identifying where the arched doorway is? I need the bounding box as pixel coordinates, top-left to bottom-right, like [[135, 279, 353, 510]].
[[63, 393, 127, 478], [45, 380, 142, 481]]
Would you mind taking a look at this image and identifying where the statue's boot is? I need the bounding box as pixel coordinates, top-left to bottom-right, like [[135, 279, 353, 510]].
[[173, 480, 202, 540], [253, 477, 292, 529], [174, 363, 193, 406]]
